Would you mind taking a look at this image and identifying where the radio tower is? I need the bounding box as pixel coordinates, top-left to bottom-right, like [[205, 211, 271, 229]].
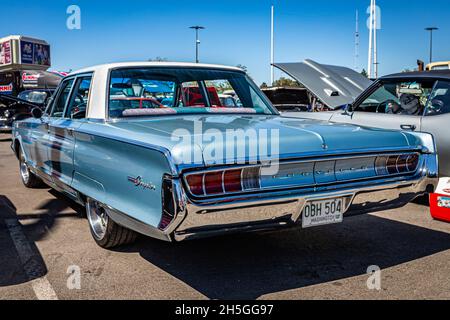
[[354, 10, 360, 71]]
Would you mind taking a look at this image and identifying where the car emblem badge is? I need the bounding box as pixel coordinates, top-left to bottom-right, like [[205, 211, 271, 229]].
[[127, 176, 156, 191]]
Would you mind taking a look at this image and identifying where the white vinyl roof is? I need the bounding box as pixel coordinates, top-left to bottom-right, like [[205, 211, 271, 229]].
[[71, 61, 243, 76], [71, 62, 245, 119]]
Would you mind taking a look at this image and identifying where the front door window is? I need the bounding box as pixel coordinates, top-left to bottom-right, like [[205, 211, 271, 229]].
[[51, 79, 75, 118], [65, 76, 92, 119]]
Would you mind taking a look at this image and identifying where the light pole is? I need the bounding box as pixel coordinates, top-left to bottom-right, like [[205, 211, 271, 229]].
[[189, 26, 205, 63], [270, 4, 275, 86], [425, 27, 438, 64]]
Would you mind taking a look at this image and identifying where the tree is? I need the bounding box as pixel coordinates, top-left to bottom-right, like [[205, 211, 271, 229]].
[[236, 64, 248, 72], [360, 69, 368, 78], [148, 57, 168, 62], [260, 82, 269, 89], [272, 77, 302, 88]]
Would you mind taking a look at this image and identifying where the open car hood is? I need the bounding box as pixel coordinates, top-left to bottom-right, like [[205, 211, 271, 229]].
[[274, 59, 373, 109]]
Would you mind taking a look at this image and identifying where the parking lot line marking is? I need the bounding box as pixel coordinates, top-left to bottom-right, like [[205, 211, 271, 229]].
[[5, 219, 58, 300]]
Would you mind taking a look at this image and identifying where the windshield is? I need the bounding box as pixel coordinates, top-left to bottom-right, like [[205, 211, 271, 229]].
[[108, 68, 276, 118], [357, 80, 435, 115]]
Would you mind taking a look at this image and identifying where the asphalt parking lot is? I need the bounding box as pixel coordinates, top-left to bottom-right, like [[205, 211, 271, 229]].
[[0, 134, 449, 300]]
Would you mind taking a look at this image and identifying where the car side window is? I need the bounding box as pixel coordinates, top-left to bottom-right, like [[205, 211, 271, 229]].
[[65, 76, 92, 119], [356, 80, 434, 116], [425, 81, 450, 116], [51, 79, 74, 117]]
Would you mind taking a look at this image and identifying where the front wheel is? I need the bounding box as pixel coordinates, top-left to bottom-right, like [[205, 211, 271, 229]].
[[86, 198, 137, 248], [19, 149, 44, 188]]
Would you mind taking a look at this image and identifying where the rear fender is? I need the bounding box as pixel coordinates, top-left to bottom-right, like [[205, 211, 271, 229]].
[[72, 131, 175, 230]]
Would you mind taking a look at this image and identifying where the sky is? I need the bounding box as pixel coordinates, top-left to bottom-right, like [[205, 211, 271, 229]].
[[2, 0, 449, 85]]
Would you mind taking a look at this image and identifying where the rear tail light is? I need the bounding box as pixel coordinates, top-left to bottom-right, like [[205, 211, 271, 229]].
[[386, 156, 399, 174], [224, 169, 242, 193], [185, 167, 260, 196], [204, 171, 223, 195], [159, 176, 176, 230], [375, 156, 389, 175], [185, 174, 204, 196], [242, 167, 261, 190], [375, 153, 420, 176], [406, 154, 419, 171], [185, 153, 420, 197], [396, 155, 409, 172]]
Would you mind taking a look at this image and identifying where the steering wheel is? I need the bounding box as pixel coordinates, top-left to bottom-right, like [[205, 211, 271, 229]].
[[428, 98, 445, 115], [376, 99, 399, 113]]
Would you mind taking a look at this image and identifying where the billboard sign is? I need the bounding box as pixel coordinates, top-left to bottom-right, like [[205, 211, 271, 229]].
[[0, 83, 13, 94], [0, 40, 12, 65], [20, 40, 51, 66], [20, 41, 33, 64], [21, 72, 40, 87]]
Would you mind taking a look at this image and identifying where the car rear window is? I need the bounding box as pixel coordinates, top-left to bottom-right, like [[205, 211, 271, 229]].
[[108, 68, 276, 118]]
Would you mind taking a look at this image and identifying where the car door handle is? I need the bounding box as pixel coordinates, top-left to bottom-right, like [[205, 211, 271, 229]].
[[400, 124, 416, 131], [67, 128, 74, 137]]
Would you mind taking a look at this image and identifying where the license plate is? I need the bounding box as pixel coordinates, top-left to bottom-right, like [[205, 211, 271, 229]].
[[302, 198, 344, 228]]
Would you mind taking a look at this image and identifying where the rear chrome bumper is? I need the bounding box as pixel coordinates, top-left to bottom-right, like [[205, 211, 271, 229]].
[[169, 154, 438, 241], [106, 153, 438, 242]]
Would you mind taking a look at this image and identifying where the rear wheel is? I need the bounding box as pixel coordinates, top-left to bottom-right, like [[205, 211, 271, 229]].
[[86, 198, 137, 248], [19, 149, 44, 188]]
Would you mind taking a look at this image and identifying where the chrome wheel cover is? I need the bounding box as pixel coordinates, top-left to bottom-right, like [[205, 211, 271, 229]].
[[86, 200, 109, 240], [19, 152, 30, 184]]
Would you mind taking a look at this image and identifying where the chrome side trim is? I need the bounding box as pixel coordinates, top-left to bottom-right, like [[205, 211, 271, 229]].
[[105, 204, 171, 242]]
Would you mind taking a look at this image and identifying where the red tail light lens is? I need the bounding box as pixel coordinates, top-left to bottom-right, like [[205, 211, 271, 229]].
[[386, 156, 399, 174], [186, 174, 204, 196], [396, 155, 409, 173], [406, 154, 419, 171], [224, 169, 243, 193], [204, 172, 224, 195], [185, 167, 260, 196], [375, 153, 419, 176]]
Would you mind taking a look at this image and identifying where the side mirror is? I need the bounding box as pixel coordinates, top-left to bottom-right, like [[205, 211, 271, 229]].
[[31, 107, 43, 119], [342, 104, 353, 115]]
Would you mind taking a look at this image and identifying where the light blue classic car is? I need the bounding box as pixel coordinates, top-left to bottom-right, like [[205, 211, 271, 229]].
[[11, 62, 438, 248]]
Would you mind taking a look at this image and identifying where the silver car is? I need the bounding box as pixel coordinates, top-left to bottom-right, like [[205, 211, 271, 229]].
[[283, 71, 450, 176]]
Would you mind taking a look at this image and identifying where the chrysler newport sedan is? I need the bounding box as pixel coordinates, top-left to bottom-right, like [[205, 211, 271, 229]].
[[11, 62, 438, 248]]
